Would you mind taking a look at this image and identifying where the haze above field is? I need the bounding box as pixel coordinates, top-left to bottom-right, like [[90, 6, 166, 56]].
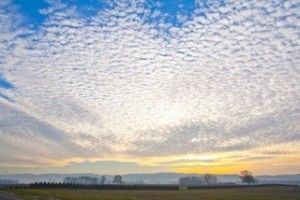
[[0, 0, 299, 175], [1, 173, 300, 186]]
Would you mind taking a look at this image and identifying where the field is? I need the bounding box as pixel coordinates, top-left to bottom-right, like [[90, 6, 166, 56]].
[[3, 186, 300, 200]]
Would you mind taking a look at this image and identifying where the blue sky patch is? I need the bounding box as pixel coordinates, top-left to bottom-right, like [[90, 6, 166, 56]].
[[143, 0, 197, 27], [11, 0, 227, 29], [0, 75, 14, 89], [12, 0, 109, 28], [13, 0, 49, 28], [63, 0, 109, 18]]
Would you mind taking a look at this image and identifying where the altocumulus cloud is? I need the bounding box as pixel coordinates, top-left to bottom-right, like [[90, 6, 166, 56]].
[[0, 0, 299, 168]]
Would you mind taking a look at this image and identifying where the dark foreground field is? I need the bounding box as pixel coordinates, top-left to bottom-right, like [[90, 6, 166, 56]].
[[2, 186, 300, 200]]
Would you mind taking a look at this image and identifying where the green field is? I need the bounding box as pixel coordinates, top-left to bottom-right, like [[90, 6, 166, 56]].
[[4, 186, 300, 200]]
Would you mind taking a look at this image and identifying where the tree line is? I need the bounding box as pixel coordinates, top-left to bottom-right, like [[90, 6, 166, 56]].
[[62, 171, 255, 186], [6, 170, 256, 190], [63, 175, 123, 185], [180, 171, 255, 186]]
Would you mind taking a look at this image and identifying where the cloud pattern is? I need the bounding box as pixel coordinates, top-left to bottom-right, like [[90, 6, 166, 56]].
[[0, 0, 299, 172]]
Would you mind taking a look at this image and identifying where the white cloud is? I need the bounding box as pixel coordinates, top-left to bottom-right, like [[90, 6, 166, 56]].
[[0, 0, 299, 168]]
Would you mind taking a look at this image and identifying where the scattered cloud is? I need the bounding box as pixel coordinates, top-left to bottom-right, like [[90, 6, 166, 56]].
[[129, 108, 300, 156], [239, 156, 273, 162], [0, 0, 299, 173]]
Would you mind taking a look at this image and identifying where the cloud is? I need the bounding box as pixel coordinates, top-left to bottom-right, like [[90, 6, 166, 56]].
[[0, 0, 299, 172], [0, 159, 167, 174], [156, 158, 221, 167], [260, 150, 293, 155], [0, 101, 115, 167], [128, 107, 299, 156], [239, 156, 273, 162], [0, 101, 77, 166]]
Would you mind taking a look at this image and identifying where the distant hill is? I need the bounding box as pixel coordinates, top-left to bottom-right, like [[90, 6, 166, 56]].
[[0, 173, 299, 185]]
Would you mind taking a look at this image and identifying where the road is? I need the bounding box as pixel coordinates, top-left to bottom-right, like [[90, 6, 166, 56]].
[[0, 192, 21, 200]]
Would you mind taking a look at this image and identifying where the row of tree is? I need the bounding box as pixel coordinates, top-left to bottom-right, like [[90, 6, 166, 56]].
[[179, 171, 255, 186], [179, 174, 218, 186], [62, 171, 255, 186], [63, 175, 123, 185]]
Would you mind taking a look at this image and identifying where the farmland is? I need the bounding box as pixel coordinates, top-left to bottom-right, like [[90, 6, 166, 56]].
[[3, 185, 300, 200]]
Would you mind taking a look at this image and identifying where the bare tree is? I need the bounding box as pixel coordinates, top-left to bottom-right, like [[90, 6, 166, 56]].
[[203, 174, 217, 185], [63, 176, 97, 185], [113, 175, 123, 184], [240, 170, 255, 184], [100, 175, 106, 184], [179, 176, 203, 186]]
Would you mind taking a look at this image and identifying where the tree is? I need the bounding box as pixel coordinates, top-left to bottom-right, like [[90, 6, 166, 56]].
[[179, 176, 203, 186], [113, 175, 123, 184], [63, 176, 97, 185], [240, 170, 255, 184], [99, 175, 107, 184], [203, 174, 217, 185]]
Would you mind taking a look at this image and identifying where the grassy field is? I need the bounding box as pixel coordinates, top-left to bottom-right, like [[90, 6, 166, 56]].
[[4, 186, 300, 200]]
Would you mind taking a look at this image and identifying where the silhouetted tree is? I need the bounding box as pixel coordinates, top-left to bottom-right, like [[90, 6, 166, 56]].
[[100, 175, 107, 184], [113, 175, 123, 184], [179, 176, 203, 186], [240, 170, 255, 184], [203, 174, 217, 185], [63, 176, 98, 185]]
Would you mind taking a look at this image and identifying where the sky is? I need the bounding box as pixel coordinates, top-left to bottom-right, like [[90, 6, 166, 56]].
[[0, 0, 299, 175]]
